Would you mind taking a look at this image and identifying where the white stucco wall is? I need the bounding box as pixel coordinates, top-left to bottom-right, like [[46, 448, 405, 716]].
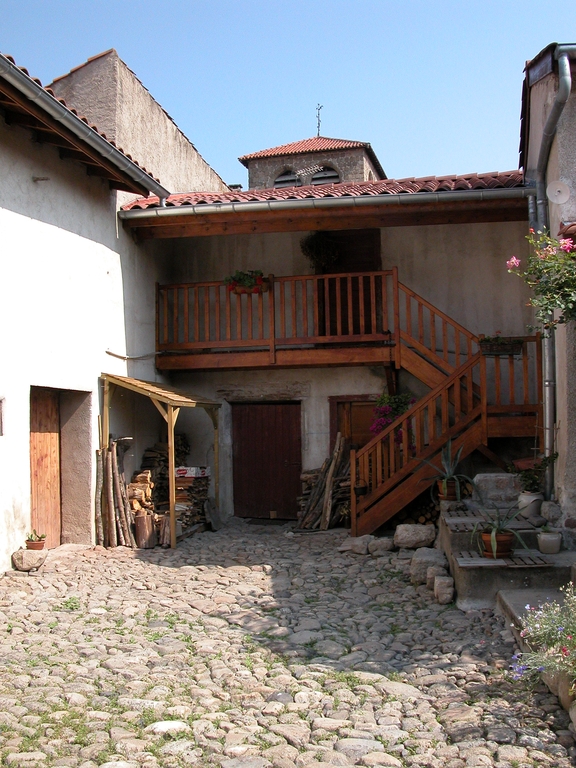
[[0, 117, 167, 570]]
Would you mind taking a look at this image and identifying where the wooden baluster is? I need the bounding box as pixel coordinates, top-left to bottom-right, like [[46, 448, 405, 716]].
[[401, 416, 409, 467], [173, 288, 179, 344], [508, 354, 515, 405], [204, 286, 210, 343], [383, 440, 389, 482], [291, 279, 297, 338], [494, 356, 501, 405], [359, 275, 366, 335], [225, 286, 231, 342], [370, 274, 378, 333], [467, 335, 473, 361], [428, 398, 435, 442], [393, 268, 401, 368], [280, 281, 286, 339], [324, 278, 331, 336], [442, 318, 448, 363], [194, 286, 200, 343], [389, 432, 395, 475], [455, 330, 461, 369], [405, 292, 412, 337], [454, 371, 462, 417], [350, 448, 357, 536], [236, 292, 242, 340], [441, 388, 449, 433], [347, 275, 354, 336], [313, 276, 320, 337], [418, 301, 424, 345], [523, 340, 530, 404], [467, 370, 474, 412], [301, 279, 308, 338], [215, 285, 221, 342], [376, 441, 383, 487], [336, 278, 343, 337], [268, 275, 276, 364], [430, 311, 436, 357], [258, 290, 264, 340], [247, 290, 253, 340], [183, 287, 189, 344], [415, 408, 423, 453], [162, 287, 168, 345]]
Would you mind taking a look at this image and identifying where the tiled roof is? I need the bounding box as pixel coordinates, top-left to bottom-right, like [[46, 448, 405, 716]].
[[0, 53, 161, 184], [239, 136, 372, 162], [123, 170, 525, 211]]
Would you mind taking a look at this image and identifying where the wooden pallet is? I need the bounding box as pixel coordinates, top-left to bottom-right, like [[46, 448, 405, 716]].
[[445, 513, 538, 533], [455, 550, 551, 568]]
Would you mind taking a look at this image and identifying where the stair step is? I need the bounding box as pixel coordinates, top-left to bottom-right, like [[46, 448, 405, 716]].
[[455, 549, 551, 568]]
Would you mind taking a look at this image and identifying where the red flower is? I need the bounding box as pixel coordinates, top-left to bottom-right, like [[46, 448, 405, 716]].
[[562, 646, 569, 656], [256, 276, 263, 285], [227, 284, 235, 292]]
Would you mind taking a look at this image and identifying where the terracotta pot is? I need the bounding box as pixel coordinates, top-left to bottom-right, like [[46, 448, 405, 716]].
[[481, 531, 514, 558], [437, 479, 458, 501], [26, 540, 45, 550]]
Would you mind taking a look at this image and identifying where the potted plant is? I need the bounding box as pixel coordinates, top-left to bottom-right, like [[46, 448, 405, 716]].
[[514, 453, 558, 518], [224, 270, 269, 294], [472, 504, 529, 559], [422, 439, 474, 501], [537, 524, 562, 555], [26, 530, 46, 550], [300, 231, 342, 273], [478, 332, 523, 356]]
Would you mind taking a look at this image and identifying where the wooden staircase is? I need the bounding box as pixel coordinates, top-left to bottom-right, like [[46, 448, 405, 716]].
[[350, 282, 543, 536]]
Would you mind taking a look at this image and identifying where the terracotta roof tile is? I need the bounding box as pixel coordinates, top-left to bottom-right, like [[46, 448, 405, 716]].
[[1, 53, 162, 185], [123, 170, 525, 211], [239, 136, 372, 162]]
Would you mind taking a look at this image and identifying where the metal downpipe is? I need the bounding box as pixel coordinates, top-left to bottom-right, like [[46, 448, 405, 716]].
[[536, 51, 573, 498]]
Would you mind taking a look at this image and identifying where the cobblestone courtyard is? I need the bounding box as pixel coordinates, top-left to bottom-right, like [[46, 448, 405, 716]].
[[0, 522, 574, 768]]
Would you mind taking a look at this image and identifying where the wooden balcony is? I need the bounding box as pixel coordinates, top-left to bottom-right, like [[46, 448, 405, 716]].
[[156, 271, 398, 370]]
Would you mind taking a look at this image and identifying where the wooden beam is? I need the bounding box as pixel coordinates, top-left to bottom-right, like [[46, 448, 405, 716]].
[[124, 198, 529, 240], [167, 404, 180, 548], [151, 398, 168, 421], [102, 380, 113, 450]]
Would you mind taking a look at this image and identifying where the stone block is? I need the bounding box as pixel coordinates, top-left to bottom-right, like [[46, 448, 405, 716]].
[[426, 565, 448, 590], [472, 473, 519, 505], [368, 538, 394, 556], [11, 549, 47, 572], [410, 548, 447, 584], [434, 576, 455, 605], [338, 535, 373, 554], [394, 524, 436, 549]]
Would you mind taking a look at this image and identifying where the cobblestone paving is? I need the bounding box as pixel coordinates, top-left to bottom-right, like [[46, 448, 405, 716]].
[[0, 521, 574, 768]]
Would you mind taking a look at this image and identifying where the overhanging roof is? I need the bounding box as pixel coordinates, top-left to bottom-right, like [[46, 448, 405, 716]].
[[101, 374, 220, 410], [0, 53, 170, 199]]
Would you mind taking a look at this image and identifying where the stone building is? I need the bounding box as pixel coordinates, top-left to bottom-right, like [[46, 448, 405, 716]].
[[239, 136, 386, 189]]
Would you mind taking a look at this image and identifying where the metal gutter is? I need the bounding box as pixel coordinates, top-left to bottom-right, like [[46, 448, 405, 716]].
[[119, 186, 534, 222], [0, 53, 170, 202]]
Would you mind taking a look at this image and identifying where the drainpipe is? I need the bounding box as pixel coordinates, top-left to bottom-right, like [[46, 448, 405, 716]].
[[534, 49, 574, 498]]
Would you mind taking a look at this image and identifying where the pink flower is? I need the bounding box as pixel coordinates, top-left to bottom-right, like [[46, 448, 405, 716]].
[[560, 238, 574, 252], [507, 256, 521, 269]]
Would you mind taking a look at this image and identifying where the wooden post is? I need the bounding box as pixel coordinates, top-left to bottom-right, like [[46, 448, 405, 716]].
[[392, 267, 401, 369], [102, 379, 112, 450], [167, 405, 180, 548]]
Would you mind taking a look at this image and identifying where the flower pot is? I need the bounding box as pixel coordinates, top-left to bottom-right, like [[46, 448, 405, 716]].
[[232, 280, 269, 295], [437, 479, 458, 501], [518, 492, 544, 518], [479, 340, 523, 356], [26, 540, 45, 550], [481, 531, 514, 558], [537, 531, 562, 555]]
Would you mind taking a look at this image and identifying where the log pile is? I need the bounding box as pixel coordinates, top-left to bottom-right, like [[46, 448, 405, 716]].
[[127, 470, 154, 515], [174, 468, 211, 530], [95, 439, 137, 548], [297, 433, 351, 529], [139, 435, 190, 509]]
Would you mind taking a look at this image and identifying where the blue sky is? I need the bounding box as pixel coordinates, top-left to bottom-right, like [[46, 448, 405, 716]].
[[1, 1, 572, 189]]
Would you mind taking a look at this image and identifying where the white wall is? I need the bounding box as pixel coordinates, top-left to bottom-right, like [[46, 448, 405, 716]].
[[0, 116, 166, 569]]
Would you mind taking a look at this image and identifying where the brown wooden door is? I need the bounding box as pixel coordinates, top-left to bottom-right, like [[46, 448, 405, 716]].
[[232, 402, 301, 519], [336, 400, 376, 450], [30, 388, 61, 548]]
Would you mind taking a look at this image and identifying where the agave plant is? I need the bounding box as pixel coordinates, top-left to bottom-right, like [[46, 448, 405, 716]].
[[421, 439, 475, 501], [471, 502, 529, 558]]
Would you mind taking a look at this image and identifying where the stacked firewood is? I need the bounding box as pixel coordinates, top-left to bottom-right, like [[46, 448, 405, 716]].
[[127, 470, 154, 514], [95, 439, 137, 548], [139, 435, 190, 509], [297, 433, 351, 529], [174, 468, 210, 530]]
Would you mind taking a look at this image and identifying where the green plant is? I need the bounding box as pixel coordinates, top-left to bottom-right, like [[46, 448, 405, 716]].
[[471, 503, 529, 558], [480, 332, 521, 344], [507, 230, 576, 331], [511, 584, 576, 690], [513, 453, 558, 493], [421, 439, 474, 501], [224, 269, 264, 290], [60, 597, 81, 611], [26, 529, 46, 541], [300, 231, 342, 272]]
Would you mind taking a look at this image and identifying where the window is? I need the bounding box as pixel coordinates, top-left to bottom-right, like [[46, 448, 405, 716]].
[[311, 166, 340, 185], [273, 169, 302, 189]]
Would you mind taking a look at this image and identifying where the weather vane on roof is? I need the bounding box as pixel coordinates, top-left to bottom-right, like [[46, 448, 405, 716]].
[[316, 104, 323, 137]]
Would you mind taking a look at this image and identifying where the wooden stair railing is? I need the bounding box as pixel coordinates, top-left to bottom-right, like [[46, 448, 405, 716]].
[[351, 354, 487, 536]]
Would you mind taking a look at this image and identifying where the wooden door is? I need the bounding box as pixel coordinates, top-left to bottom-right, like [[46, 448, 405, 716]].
[[30, 388, 61, 548], [232, 402, 302, 519], [335, 400, 377, 450]]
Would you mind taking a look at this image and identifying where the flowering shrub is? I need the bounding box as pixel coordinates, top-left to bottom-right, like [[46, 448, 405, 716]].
[[510, 584, 576, 690], [507, 230, 576, 331], [370, 392, 416, 446]]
